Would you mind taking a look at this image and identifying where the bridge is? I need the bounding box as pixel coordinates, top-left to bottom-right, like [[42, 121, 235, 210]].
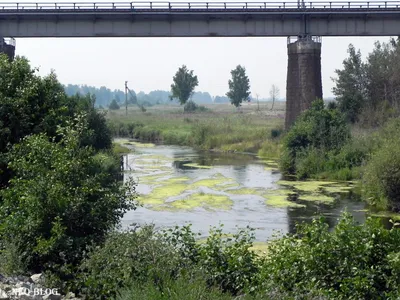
[[0, 1, 399, 37], [0, 1, 398, 128]]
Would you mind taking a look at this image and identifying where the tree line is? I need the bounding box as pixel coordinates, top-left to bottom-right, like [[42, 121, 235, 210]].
[[333, 37, 400, 126]]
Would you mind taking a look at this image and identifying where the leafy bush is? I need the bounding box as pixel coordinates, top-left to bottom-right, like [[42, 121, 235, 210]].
[[78, 226, 184, 299], [280, 99, 350, 178], [0, 115, 136, 280], [109, 99, 120, 110], [259, 213, 400, 299]]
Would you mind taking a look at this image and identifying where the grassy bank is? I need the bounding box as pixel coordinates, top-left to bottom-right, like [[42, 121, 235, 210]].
[[107, 103, 284, 158]]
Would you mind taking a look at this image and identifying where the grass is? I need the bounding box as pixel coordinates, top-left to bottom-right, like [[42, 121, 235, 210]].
[[106, 103, 284, 156]]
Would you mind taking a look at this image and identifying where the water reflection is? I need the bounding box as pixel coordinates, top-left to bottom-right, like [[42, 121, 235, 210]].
[[121, 143, 367, 241]]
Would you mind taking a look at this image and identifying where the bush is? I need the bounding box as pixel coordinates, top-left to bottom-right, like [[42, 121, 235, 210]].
[[280, 99, 350, 178], [78, 226, 184, 299], [259, 213, 400, 299], [184, 100, 198, 112], [0, 116, 136, 280], [109, 99, 120, 110]]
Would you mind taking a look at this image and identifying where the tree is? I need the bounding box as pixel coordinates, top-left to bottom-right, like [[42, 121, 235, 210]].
[[0, 115, 136, 276], [226, 65, 250, 108], [332, 44, 367, 123], [170, 65, 199, 105], [269, 84, 280, 110], [109, 99, 120, 110]]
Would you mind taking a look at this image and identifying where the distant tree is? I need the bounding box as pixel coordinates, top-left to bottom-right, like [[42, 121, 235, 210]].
[[170, 65, 199, 105], [109, 99, 120, 110], [269, 84, 280, 110], [332, 44, 367, 123], [226, 65, 251, 108]]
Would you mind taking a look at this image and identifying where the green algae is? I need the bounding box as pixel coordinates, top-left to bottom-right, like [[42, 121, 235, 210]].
[[298, 193, 336, 203], [368, 212, 400, 221], [170, 193, 233, 211], [264, 189, 296, 196], [277, 180, 338, 193], [129, 141, 155, 148], [159, 177, 190, 184], [250, 242, 270, 256], [321, 185, 354, 193], [212, 183, 240, 191], [225, 187, 263, 195], [151, 184, 188, 199], [140, 154, 172, 161], [189, 176, 233, 189], [265, 195, 306, 208], [182, 163, 212, 169], [139, 173, 170, 183]]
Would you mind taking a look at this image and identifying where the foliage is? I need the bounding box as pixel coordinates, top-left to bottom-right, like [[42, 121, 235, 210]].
[[259, 213, 400, 299], [226, 65, 251, 108], [280, 99, 350, 178], [116, 275, 231, 300], [0, 116, 136, 279], [332, 44, 367, 123], [362, 119, 400, 211], [0, 56, 112, 188], [170, 65, 199, 105], [109, 99, 120, 110], [78, 226, 183, 300], [332, 39, 400, 125]]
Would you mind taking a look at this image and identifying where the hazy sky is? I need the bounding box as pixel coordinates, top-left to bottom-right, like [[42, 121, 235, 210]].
[[15, 34, 387, 99]]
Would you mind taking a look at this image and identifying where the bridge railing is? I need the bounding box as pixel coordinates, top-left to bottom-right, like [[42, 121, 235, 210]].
[[1, 1, 400, 10]]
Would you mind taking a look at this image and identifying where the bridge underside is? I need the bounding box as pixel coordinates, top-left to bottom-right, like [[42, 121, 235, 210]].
[[0, 10, 400, 37]]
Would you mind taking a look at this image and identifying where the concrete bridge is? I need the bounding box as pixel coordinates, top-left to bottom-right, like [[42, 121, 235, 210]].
[[1, 1, 399, 126]]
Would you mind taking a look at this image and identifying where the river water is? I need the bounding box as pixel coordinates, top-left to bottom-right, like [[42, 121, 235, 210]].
[[121, 142, 366, 241]]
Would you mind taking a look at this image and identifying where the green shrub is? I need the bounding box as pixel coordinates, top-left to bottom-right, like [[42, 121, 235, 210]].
[[184, 101, 198, 112], [362, 138, 400, 211], [259, 213, 400, 299], [116, 274, 231, 300], [0, 116, 136, 280], [78, 226, 187, 299], [280, 99, 350, 178], [109, 99, 120, 110]]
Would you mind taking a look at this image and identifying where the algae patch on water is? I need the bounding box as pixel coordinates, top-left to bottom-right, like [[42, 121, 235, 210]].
[[170, 193, 233, 211], [277, 180, 337, 193], [139, 184, 188, 207], [188, 174, 234, 189], [226, 187, 263, 195], [298, 193, 336, 203], [182, 163, 212, 169], [265, 194, 306, 208]]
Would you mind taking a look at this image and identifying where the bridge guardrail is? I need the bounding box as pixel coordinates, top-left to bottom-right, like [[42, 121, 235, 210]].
[[0, 1, 400, 10]]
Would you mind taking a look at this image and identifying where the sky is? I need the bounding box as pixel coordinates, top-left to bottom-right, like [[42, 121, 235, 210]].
[[15, 32, 387, 99]]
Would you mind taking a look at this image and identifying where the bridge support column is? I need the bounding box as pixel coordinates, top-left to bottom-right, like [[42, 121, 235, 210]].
[[0, 38, 15, 61], [285, 37, 322, 129]]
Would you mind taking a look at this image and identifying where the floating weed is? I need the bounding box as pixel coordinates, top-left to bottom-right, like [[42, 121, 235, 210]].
[[159, 177, 190, 184], [128, 141, 155, 148], [298, 193, 336, 203], [264, 189, 296, 196], [141, 154, 172, 161], [265, 195, 306, 208], [277, 180, 337, 193], [212, 183, 240, 191], [321, 185, 354, 193], [367, 211, 400, 221], [182, 163, 213, 169], [143, 184, 188, 202], [170, 193, 233, 211], [189, 176, 233, 189], [226, 187, 263, 195], [138, 173, 170, 184]]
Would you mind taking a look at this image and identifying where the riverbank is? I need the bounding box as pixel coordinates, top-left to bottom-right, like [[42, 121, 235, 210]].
[[106, 103, 284, 158]]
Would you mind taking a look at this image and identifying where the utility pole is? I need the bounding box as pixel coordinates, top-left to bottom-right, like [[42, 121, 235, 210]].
[[125, 81, 128, 116], [256, 93, 260, 111]]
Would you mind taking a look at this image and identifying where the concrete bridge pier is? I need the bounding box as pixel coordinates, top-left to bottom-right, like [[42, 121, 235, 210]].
[[0, 38, 15, 61], [285, 37, 322, 129]]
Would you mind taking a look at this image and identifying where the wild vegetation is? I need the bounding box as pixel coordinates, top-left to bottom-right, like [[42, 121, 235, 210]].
[[2, 36, 400, 300]]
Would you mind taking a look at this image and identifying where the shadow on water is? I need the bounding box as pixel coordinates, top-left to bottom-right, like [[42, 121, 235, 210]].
[[119, 143, 377, 241]]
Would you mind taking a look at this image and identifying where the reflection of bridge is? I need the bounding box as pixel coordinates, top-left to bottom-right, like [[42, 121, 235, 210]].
[[1, 1, 400, 37], [1, 1, 399, 127]]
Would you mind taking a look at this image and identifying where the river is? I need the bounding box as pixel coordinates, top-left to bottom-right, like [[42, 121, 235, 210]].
[[120, 141, 367, 241]]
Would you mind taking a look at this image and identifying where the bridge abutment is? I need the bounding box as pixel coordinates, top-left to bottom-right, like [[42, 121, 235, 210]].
[[0, 38, 15, 61], [285, 37, 322, 129]]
